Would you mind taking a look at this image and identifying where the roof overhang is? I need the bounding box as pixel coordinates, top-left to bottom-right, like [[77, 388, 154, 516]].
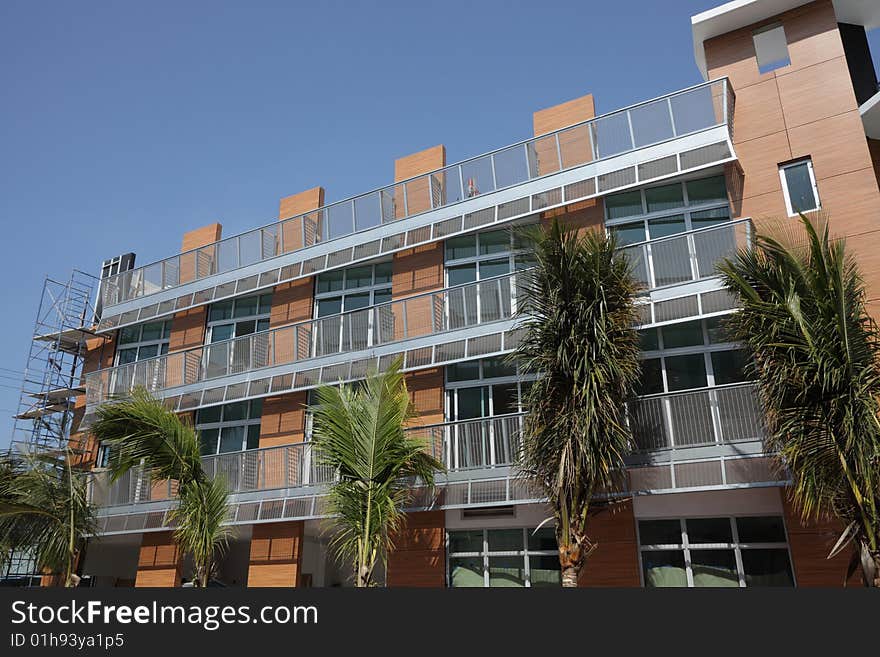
[[861, 90, 880, 139], [692, 0, 880, 80]]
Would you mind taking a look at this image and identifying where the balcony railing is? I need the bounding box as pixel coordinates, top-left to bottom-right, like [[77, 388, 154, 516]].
[[91, 381, 766, 509], [86, 271, 521, 407], [100, 79, 732, 310], [90, 414, 525, 507], [86, 218, 751, 408], [628, 382, 765, 451], [619, 218, 752, 290]]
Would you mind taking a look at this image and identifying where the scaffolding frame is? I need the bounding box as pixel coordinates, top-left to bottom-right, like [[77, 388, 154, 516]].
[[9, 269, 104, 455]]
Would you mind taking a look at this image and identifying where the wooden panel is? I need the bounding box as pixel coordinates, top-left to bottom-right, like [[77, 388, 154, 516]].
[[259, 391, 308, 448], [542, 198, 605, 233], [788, 111, 874, 180], [782, 494, 860, 587], [181, 223, 222, 253], [269, 278, 313, 329], [578, 500, 641, 587], [776, 56, 859, 129], [533, 93, 596, 136], [730, 78, 786, 145], [730, 130, 791, 201], [406, 367, 444, 425], [279, 187, 324, 220], [392, 243, 444, 299], [168, 306, 208, 353], [394, 145, 446, 183], [247, 521, 304, 588], [386, 510, 445, 587], [135, 532, 181, 588]]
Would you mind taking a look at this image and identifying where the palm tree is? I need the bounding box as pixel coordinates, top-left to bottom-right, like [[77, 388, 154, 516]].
[[719, 214, 880, 586], [513, 218, 642, 587], [91, 388, 231, 587], [0, 448, 97, 587], [309, 362, 444, 587]]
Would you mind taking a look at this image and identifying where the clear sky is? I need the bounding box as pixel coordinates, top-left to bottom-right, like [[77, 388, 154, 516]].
[[1, 0, 879, 449]]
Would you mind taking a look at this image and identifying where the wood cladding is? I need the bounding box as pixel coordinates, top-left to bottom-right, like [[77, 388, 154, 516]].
[[578, 500, 641, 587], [135, 532, 181, 588], [278, 187, 324, 221], [247, 521, 304, 587], [386, 511, 446, 587], [259, 391, 308, 448], [704, 0, 880, 305], [180, 223, 222, 254], [782, 494, 861, 587], [533, 93, 596, 136]]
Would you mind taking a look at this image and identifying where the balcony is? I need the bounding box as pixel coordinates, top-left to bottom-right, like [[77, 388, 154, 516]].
[[85, 271, 523, 412], [97, 79, 736, 332], [85, 218, 751, 415], [620, 218, 752, 291], [91, 383, 767, 512], [628, 382, 764, 451]]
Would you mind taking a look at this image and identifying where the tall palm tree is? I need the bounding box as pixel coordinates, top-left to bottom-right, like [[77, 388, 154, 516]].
[[309, 362, 444, 587], [91, 388, 231, 587], [513, 218, 642, 587], [0, 448, 97, 587], [719, 214, 880, 586]]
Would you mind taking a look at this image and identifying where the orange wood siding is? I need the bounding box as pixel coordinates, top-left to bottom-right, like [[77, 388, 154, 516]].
[[704, 0, 880, 308], [533, 93, 596, 136], [386, 510, 446, 587], [259, 391, 308, 448], [135, 532, 181, 588], [578, 500, 642, 587], [247, 521, 304, 587]]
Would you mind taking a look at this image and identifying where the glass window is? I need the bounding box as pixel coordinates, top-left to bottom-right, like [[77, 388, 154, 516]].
[[736, 517, 787, 543], [690, 207, 730, 229], [479, 258, 510, 279], [639, 328, 660, 352], [705, 316, 729, 344], [445, 235, 477, 260], [753, 23, 790, 74], [686, 176, 727, 205], [645, 184, 684, 213], [119, 326, 140, 345], [638, 358, 664, 395], [209, 300, 234, 322], [780, 159, 820, 215], [345, 266, 373, 289], [686, 517, 733, 543], [642, 550, 688, 587], [446, 360, 481, 382], [447, 528, 558, 588], [665, 354, 707, 391], [196, 401, 262, 456], [611, 221, 646, 246], [113, 320, 171, 365], [639, 520, 682, 545], [711, 349, 748, 385], [639, 516, 793, 588], [661, 320, 704, 349], [691, 550, 739, 587], [233, 295, 258, 318], [741, 549, 794, 587], [482, 357, 516, 379], [316, 269, 344, 294], [207, 294, 271, 343], [447, 264, 476, 286], [479, 230, 509, 255], [605, 190, 643, 220], [647, 214, 687, 239]]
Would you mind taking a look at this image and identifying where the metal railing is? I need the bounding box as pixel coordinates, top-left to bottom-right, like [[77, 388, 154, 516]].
[[90, 414, 526, 507], [99, 79, 732, 309], [86, 271, 521, 406], [628, 382, 764, 451], [620, 218, 752, 290]]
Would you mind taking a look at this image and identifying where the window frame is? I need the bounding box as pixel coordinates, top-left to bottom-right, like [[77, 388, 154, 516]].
[[205, 293, 273, 344], [779, 158, 821, 217], [313, 261, 393, 316], [636, 515, 796, 588], [446, 527, 560, 588], [114, 319, 172, 366], [638, 317, 747, 395], [443, 228, 535, 286], [195, 400, 264, 456]]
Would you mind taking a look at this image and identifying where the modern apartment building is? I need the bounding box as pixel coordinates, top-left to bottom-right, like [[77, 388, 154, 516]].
[[11, 0, 880, 588]]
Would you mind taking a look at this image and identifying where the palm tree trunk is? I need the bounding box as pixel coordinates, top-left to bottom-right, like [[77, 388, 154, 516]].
[[561, 566, 579, 587]]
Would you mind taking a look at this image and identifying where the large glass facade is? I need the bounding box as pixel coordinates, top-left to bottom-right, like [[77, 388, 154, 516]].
[[448, 527, 560, 587], [638, 516, 794, 587]]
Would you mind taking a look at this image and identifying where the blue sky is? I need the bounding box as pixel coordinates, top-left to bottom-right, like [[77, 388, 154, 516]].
[[1, 0, 878, 449]]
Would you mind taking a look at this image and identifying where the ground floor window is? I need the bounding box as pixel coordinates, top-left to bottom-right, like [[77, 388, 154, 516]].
[[447, 527, 560, 587], [638, 516, 794, 587]]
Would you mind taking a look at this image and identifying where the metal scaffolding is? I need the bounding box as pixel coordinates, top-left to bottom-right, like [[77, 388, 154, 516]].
[[9, 269, 104, 455]]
